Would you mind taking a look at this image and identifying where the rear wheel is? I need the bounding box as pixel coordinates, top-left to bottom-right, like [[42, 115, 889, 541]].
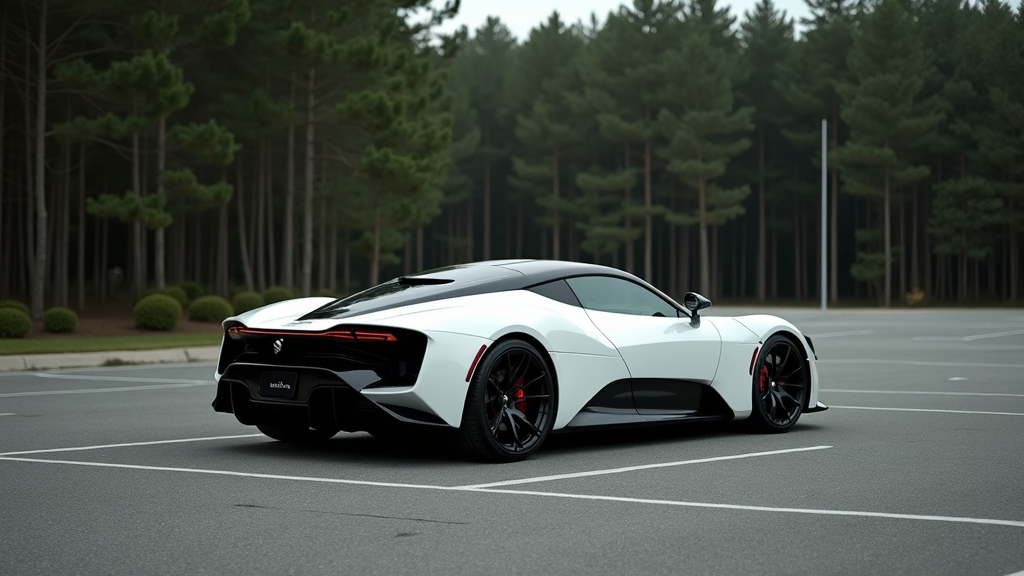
[[747, 334, 808, 433], [257, 423, 339, 444], [458, 339, 556, 462]]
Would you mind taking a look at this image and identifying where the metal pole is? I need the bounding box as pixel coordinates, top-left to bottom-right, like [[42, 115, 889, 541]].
[[821, 119, 828, 313]]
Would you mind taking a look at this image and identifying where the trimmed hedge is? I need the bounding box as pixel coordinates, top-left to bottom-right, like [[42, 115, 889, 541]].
[[232, 291, 265, 315], [43, 307, 78, 333], [0, 300, 30, 316], [188, 295, 234, 323], [263, 286, 295, 304], [0, 308, 32, 338], [178, 281, 204, 301], [161, 285, 189, 306], [134, 294, 182, 330]]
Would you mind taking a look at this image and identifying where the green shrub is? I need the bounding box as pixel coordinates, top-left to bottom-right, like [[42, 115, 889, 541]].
[[263, 286, 295, 304], [0, 300, 30, 316], [188, 295, 234, 323], [0, 308, 32, 338], [314, 288, 342, 299], [43, 307, 78, 333], [132, 288, 158, 306], [178, 281, 204, 301], [161, 285, 189, 306], [133, 294, 182, 330], [232, 291, 265, 315]]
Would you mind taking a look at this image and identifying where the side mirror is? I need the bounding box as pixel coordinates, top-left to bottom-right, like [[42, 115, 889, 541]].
[[682, 292, 712, 322]]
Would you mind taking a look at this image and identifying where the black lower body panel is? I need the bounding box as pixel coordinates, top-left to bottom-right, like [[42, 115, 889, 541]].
[[213, 363, 445, 433]]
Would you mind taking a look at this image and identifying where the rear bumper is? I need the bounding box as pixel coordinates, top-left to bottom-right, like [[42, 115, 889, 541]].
[[213, 363, 448, 432]]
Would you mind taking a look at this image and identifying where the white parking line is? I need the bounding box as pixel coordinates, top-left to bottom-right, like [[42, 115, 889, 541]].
[[0, 457, 453, 490], [0, 413, 14, 417], [0, 433, 263, 457], [33, 373, 209, 384], [808, 330, 875, 338], [831, 405, 1024, 416], [0, 382, 213, 397], [821, 389, 1024, 398], [913, 329, 1024, 342], [469, 488, 1024, 529], [818, 359, 1024, 369], [454, 446, 833, 489], [1, 455, 1022, 529]]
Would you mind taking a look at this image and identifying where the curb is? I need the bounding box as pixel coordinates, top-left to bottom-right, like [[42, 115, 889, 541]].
[[0, 346, 220, 373]]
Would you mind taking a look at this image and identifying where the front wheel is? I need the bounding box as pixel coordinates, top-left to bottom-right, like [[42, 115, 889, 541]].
[[257, 423, 339, 444], [457, 339, 556, 462], [747, 335, 809, 433]]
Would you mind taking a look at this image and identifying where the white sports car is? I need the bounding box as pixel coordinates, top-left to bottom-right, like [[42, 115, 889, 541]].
[[212, 259, 827, 461]]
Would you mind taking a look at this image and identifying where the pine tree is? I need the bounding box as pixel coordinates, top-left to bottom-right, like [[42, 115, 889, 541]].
[[738, 0, 794, 302], [834, 0, 942, 306], [660, 30, 754, 297], [507, 13, 584, 261]]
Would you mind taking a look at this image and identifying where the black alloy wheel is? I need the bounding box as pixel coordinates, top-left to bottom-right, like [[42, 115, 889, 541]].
[[458, 339, 556, 462], [748, 334, 809, 433]]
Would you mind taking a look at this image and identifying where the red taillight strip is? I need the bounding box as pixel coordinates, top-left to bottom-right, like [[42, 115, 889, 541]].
[[227, 326, 397, 342], [749, 345, 761, 375], [466, 345, 487, 382]]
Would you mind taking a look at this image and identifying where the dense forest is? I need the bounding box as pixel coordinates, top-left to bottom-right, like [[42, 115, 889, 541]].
[[1, 0, 1021, 318]]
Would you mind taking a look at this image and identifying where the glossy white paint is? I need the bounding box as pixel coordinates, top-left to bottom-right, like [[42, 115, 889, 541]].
[[582, 309, 722, 384], [548, 351, 631, 429], [217, 286, 822, 429]]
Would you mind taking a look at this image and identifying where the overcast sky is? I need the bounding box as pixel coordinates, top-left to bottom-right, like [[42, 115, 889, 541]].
[[434, 0, 814, 41], [433, 0, 1023, 42]]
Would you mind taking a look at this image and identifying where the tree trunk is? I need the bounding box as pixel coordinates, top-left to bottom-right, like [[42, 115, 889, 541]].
[[31, 0, 49, 318], [0, 21, 6, 298], [483, 162, 491, 260], [757, 123, 766, 302], [152, 116, 167, 289], [698, 179, 710, 296], [302, 67, 315, 296], [342, 227, 350, 295], [235, 158, 255, 291], [370, 201, 381, 285], [416, 226, 424, 272], [883, 165, 891, 307], [283, 73, 296, 288], [467, 178, 474, 262], [899, 197, 906, 302], [624, 141, 634, 274], [644, 138, 652, 282], [794, 201, 802, 301], [552, 153, 560, 260], [218, 203, 228, 296], [266, 141, 276, 287]]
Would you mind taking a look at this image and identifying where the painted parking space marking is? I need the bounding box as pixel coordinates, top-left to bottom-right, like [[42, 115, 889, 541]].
[[454, 446, 833, 489], [0, 413, 14, 417], [33, 373, 210, 384], [831, 405, 1024, 417], [0, 382, 213, 397], [913, 328, 1024, 342], [1, 455, 1023, 530], [818, 359, 1024, 369], [808, 330, 876, 338], [821, 389, 1024, 398], [0, 433, 263, 457]]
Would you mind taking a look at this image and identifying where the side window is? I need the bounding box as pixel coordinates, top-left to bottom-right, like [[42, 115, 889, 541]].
[[565, 276, 678, 317]]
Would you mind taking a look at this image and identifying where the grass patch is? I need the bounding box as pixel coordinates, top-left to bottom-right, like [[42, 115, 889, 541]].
[[0, 332, 221, 355]]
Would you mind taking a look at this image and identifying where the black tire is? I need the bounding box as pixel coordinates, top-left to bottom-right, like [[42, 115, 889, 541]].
[[256, 423, 339, 443], [747, 334, 809, 433], [457, 339, 556, 462]]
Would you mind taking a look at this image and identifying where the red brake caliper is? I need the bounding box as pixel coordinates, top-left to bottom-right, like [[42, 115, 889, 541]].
[[759, 366, 769, 392], [514, 378, 526, 413]]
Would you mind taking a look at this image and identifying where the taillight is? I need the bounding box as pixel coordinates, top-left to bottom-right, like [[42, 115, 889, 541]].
[[227, 325, 397, 342]]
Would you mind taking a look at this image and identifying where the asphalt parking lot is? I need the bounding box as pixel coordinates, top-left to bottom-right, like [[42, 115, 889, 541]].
[[1, 308, 1023, 576]]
